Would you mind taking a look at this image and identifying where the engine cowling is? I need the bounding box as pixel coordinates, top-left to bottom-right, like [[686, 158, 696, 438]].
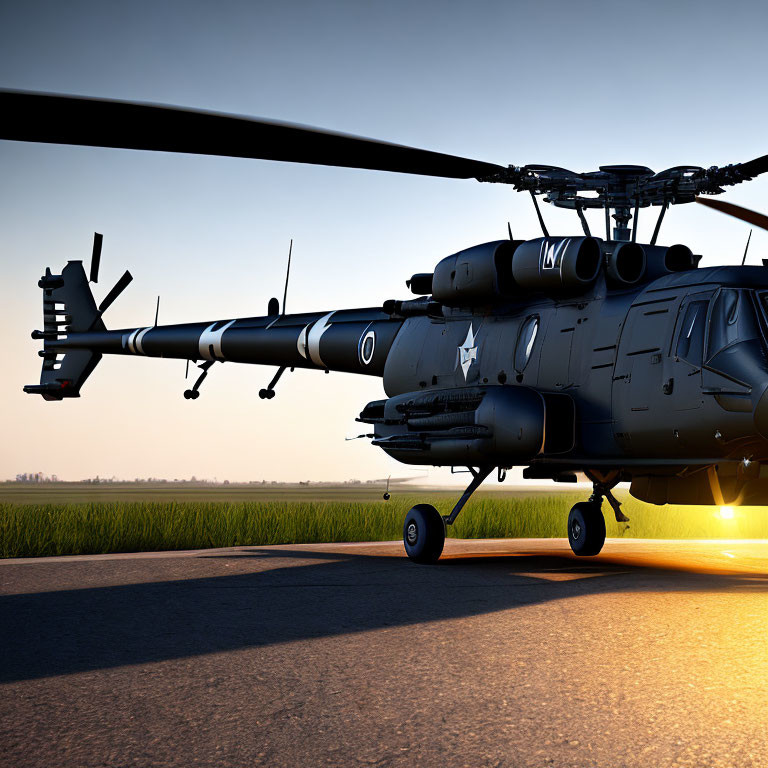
[[430, 240, 521, 306], [605, 242, 647, 287], [511, 236, 602, 292], [643, 243, 699, 280]]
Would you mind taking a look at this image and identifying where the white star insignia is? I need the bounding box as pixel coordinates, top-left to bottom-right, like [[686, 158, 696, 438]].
[[458, 324, 478, 380]]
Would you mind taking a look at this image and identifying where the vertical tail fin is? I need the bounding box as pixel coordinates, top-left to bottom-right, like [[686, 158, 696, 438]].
[[25, 261, 104, 400]]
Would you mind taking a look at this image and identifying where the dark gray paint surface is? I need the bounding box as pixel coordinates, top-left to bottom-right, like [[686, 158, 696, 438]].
[[27, 245, 768, 505]]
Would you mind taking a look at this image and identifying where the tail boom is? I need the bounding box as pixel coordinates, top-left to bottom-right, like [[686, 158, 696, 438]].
[[28, 306, 403, 398]]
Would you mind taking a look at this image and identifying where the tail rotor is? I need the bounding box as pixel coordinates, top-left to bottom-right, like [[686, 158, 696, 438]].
[[24, 231, 132, 399]]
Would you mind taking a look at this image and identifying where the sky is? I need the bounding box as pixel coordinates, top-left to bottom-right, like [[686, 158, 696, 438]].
[[1, 0, 767, 484]]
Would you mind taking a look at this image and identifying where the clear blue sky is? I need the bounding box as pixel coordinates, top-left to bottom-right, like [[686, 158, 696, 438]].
[[1, 0, 767, 482]]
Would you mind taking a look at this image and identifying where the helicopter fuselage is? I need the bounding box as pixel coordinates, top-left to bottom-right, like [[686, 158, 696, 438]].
[[29, 236, 768, 508], [10, 87, 768, 557]]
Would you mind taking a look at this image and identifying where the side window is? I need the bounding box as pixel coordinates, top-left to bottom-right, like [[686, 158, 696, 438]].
[[707, 289, 760, 363], [515, 315, 539, 373], [706, 289, 740, 360], [675, 300, 708, 365]]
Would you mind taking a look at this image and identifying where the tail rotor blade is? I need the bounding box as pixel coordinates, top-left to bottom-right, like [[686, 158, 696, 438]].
[[90, 232, 103, 283], [695, 197, 768, 232], [98, 270, 133, 313]]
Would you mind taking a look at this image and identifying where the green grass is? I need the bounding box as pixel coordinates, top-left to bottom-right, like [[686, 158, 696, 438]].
[[1, 493, 766, 558]]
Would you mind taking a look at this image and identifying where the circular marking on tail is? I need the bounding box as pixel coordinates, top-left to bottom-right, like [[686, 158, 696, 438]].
[[359, 328, 376, 365]]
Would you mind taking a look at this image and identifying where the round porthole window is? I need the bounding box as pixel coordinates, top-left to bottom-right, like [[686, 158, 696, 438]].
[[360, 330, 376, 365]]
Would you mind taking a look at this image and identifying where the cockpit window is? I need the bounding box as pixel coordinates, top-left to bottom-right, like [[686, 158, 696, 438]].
[[676, 300, 708, 365], [707, 289, 760, 362]]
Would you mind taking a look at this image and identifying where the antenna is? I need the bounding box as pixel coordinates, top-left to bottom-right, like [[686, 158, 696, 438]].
[[742, 230, 753, 266], [529, 192, 549, 238], [282, 239, 293, 315], [507, 222, 513, 240], [154, 296, 160, 326]]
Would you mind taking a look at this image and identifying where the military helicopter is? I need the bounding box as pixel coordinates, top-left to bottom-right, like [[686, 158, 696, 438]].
[[4, 89, 768, 563]]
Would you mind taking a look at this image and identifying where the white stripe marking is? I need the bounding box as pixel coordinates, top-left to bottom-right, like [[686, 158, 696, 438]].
[[198, 320, 235, 361], [297, 324, 310, 359], [127, 329, 141, 354], [135, 327, 152, 355], [307, 312, 334, 367]]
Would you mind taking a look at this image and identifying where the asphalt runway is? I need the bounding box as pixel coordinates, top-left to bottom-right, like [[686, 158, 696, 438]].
[[1, 538, 766, 768]]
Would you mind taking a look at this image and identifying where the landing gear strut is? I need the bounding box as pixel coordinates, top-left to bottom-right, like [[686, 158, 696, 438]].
[[184, 360, 215, 400], [259, 366, 286, 400], [403, 465, 494, 564], [567, 473, 629, 556]]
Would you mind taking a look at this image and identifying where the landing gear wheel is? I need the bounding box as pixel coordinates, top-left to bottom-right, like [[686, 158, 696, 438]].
[[568, 502, 606, 556], [403, 504, 445, 564]]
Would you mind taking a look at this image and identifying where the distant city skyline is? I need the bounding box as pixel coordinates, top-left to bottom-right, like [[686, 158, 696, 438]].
[[2, 0, 767, 485]]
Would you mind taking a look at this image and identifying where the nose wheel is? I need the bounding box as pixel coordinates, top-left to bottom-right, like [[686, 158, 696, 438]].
[[403, 504, 446, 564], [567, 501, 606, 556]]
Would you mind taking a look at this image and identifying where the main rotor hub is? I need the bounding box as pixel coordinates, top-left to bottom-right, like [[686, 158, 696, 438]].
[[477, 160, 765, 241], [478, 162, 737, 209]]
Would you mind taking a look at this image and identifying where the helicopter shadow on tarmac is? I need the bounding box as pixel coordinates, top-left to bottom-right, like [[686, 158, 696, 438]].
[[0, 548, 764, 684]]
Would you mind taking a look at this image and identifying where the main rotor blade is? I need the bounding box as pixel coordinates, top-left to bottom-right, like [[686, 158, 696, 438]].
[[707, 153, 768, 189], [695, 196, 768, 232], [737, 153, 768, 180], [0, 89, 505, 180]]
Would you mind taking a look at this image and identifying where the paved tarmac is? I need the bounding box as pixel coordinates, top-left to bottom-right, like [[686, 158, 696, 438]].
[[1, 538, 766, 768]]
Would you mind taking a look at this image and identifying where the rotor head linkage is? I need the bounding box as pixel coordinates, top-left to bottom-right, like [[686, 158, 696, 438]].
[[482, 160, 768, 241]]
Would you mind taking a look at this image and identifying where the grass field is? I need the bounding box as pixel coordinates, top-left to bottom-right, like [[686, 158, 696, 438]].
[[1, 483, 766, 558]]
